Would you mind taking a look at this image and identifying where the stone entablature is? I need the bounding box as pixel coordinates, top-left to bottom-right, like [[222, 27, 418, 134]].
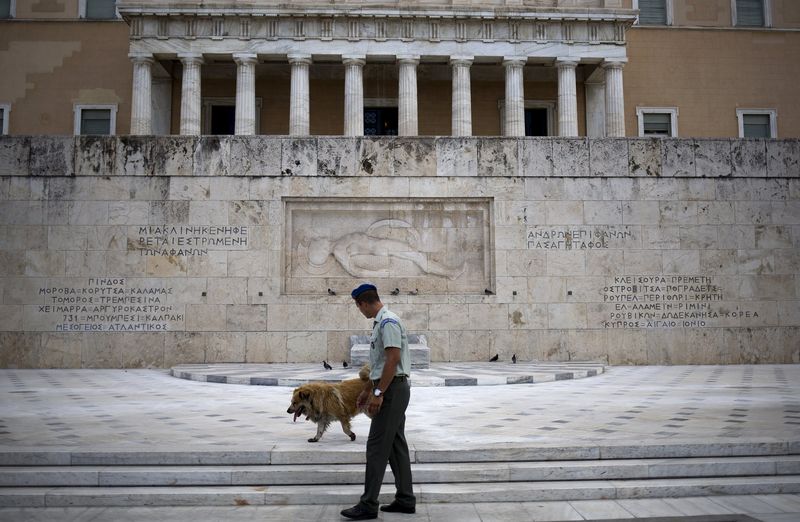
[[121, 9, 633, 49]]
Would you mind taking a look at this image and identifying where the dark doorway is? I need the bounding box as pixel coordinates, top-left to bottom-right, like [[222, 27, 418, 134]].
[[210, 105, 236, 135], [525, 108, 549, 136], [364, 107, 398, 136]]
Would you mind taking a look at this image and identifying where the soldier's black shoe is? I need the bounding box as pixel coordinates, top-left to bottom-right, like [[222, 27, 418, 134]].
[[340, 504, 378, 520], [380, 501, 416, 514]]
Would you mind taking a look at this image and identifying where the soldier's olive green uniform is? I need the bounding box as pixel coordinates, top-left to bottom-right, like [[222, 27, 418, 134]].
[[358, 306, 415, 512]]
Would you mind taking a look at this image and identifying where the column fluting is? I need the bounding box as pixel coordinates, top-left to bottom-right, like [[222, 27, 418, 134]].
[[398, 55, 420, 137], [178, 53, 203, 136], [603, 59, 627, 137], [503, 57, 527, 137], [343, 55, 366, 136], [233, 53, 258, 136], [129, 53, 154, 135], [556, 58, 579, 137], [289, 54, 312, 136], [450, 56, 473, 137]]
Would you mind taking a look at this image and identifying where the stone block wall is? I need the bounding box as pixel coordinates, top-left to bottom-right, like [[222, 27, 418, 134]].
[[0, 136, 798, 368]]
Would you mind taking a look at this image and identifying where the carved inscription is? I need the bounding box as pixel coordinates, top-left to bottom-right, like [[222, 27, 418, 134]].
[[527, 226, 636, 250], [601, 275, 760, 329], [36, 278, 182, 332], [134, 225, 248, 256]]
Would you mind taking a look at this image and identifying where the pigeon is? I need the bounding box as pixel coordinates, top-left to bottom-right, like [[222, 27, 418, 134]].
[[512, 354, 517, 364], [342, 361, 349, 368], [489, 354, 499, 362], [390, 288, 400, 295], [327, 288, 336, 295], [323, 360, 333, 370], [409, 289, 419, 295], [484, 288, 494, 295]]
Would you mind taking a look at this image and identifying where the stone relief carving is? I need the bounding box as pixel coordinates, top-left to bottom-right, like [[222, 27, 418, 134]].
[[299, 219, 466, 280], [285, 199, 492, 294]]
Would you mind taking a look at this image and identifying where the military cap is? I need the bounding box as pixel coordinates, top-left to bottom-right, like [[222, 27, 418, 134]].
[[351, 283, 377, 299]]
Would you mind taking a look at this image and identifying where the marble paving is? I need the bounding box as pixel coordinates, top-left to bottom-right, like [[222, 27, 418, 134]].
[[0, 364, 798, 451], [1, 496, 800, 521]]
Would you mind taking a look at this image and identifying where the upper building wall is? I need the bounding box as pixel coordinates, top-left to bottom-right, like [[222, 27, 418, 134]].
[[117, 0, 626, 9], [15, 0, 80, 19], [636, 0, 800, 29], [773, 0, 800, 29]]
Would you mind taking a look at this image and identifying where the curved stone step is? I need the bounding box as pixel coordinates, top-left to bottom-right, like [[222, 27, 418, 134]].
[[1, 456, 799, 488], [2, 475, 800, 507], [169, 361, 606, 387]]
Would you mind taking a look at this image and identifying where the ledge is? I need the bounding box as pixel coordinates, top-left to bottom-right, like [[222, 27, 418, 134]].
[[1, 136, 797, 179]]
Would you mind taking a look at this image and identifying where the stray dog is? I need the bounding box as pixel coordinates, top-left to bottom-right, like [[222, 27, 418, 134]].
[[287, 365, 372, 443]]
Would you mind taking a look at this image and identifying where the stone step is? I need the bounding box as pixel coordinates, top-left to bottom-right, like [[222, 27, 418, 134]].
[[168, 360, 607, 387], [2, 475, 800, 507], [2, 440, 797, 466], [2, 456, 799, 488]]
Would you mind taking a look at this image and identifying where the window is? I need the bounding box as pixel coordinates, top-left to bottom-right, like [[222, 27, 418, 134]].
[[733, 0, 771, 27], [73, 105, 117, 135], [0, 0, 15, 19], [635, 0, 669, 25], [364, 108, 398, 136], [80, 0, 118, 19], [498, 100, 556, 136], [737, 109, 777, 138], [363, 98, 398, 136], [636, 107, 679, 137], [202, 97, 263, 134], [0, 104, 9, 135]]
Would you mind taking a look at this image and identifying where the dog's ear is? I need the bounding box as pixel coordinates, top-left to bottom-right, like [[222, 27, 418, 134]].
[[299, 391, 309, 401]]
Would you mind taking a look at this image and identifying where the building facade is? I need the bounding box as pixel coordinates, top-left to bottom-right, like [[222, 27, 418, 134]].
[[0, 1, 798, 369], [1, 0, 799, 139]]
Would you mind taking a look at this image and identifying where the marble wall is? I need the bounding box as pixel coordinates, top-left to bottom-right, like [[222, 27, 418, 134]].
[[0, 136, 798, 368]]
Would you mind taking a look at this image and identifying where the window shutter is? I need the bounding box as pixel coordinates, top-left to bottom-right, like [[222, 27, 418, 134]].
[[0, 0, 11, 19], [639, 0, 667, 25], [742, 114, 771, 138], [80, 109, 111, 135], [642, 113, 672, 136], [86, 0, 117, 20], [736, 0, 765, 27]]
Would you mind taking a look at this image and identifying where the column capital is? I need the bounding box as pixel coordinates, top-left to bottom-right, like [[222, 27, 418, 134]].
[[601, 58, 628, 70], [128, 52, 154, 64], [288, 53, 313, 65], [397, 54, 420, 65], [178, 53, 204, 65], [450, 55, 474, 67], [502, 56, 527, 67], [232, 53, 258, 65], [342, 54, 366, 66], [555, 57, 580, 69]]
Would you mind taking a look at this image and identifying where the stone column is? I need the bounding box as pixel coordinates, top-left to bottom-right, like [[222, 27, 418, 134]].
[[397, 55, 419, 137], [556, 58, 579, 137], [503, 57, 526, 137], [233, 53, 258, 135], [584, 80, 606, 138], [288, 54, 312, 136], [603, 59, 627, 137], [450, 56, 473, 137], [178, 53, 203, 136], [129, 53, 154, 135], [343, 55, 366, 136]]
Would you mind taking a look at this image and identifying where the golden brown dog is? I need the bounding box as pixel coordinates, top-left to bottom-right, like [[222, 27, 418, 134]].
[[287, 365, 372, 443]]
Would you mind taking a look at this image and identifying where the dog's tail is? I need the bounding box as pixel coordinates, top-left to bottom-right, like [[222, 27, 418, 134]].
[[358, 365, 371, 381]]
